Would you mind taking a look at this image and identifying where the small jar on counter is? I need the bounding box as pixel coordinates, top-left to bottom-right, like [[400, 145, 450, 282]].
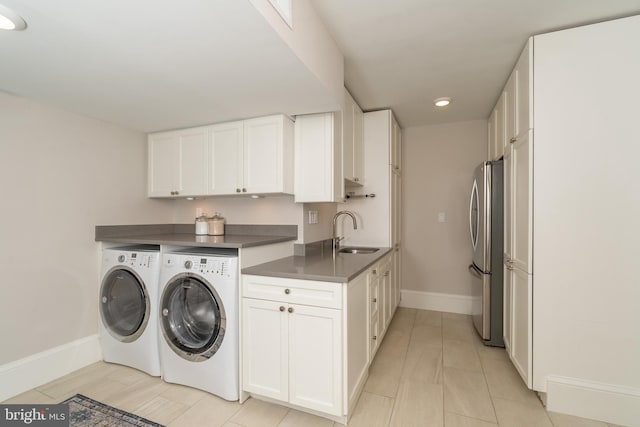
[[208, 212, 225, 236], [195, 215, 209, 235]]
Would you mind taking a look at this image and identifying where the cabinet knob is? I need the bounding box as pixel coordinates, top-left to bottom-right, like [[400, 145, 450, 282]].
[[284, 288, 290, 295], [279, 306, 285, 312], [373, 298, 377, 303], [288, 307, 294, 313], [242, 188, 247, 192], [373, 335, 377, 340], [510, 137, 517, 144], [372, 269, 377, 275], [384, 271, 390, 277], [236, 188, 241, 193], [354, 177, 359, 182]]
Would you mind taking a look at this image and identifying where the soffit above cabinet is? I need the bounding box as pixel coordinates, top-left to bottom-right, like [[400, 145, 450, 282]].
[[0, 0, 340, 133]]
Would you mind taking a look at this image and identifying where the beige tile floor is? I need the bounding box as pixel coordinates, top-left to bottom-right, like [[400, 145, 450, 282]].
[[3, 308, 621, 427]]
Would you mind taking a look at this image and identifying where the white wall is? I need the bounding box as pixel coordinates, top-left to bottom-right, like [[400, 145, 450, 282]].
[[250, 0, 344, 108], [402, 120, 487, 297], [0, 92, 175, 365], [532, 16, 640, 425], [172, 197, 334, 244]]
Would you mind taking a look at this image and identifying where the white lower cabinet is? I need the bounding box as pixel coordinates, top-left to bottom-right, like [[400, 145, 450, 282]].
[[242, 256, 396, 423]]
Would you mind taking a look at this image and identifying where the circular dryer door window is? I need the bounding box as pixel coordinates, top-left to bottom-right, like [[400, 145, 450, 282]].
[[100, 267, 150, 343], [160, 274, 226, 362]]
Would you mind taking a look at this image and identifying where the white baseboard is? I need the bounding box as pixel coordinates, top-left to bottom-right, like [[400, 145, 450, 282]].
[[399, 289, 473, 315], [546, 375, 640, 426], [0, 335, 102, 402]]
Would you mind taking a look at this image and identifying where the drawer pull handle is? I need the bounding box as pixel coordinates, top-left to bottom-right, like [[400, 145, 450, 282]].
[[288, 307, 294, 313], [284, 288, 291, 295], [373, 298, 377, 303], [279, 306, 285, 312]]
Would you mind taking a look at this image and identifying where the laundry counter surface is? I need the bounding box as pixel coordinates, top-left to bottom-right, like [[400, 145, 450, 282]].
[[95, 224, 297, 248], [241, 246, 392, 283]]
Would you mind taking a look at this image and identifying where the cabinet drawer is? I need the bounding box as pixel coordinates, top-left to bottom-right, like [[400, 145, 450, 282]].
[[243, 275, 342, 309]]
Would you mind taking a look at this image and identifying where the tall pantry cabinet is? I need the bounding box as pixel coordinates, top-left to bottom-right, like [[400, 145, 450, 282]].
[[488, 39, 533, 388], [489, 16, 640, 425]]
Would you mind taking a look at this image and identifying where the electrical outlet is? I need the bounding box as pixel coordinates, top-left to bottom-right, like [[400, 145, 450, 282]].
[[308, 210, 318, 224], [438, 212, 446, 223]]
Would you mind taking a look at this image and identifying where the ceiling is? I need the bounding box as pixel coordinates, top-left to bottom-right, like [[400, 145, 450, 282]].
[[0, 0, 338, 132], [310, 0, 640, 127], [1, 1, 640, 132]]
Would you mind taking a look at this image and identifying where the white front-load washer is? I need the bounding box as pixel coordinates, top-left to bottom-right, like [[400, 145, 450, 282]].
[[158, 248, 239, 401], [99, 245, 161, 376]]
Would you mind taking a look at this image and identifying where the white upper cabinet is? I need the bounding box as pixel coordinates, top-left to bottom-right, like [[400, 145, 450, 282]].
[[488, 91, 505, 160], [148, 126, 208, 197], [208, 121, 244, 195], [343, 88, 364, 185], [149, 115, 293, 198], [243, 115, 294, 195], [294, 112, 343, 203]]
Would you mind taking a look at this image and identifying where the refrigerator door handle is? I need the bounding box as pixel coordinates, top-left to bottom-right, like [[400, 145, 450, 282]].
[[469, 181, 479, 251], [468, 263, 483, 279]]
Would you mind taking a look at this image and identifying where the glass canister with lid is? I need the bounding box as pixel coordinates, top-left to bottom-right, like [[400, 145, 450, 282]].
[[195, 214, 209, 235], [208, 212, 225, 236]]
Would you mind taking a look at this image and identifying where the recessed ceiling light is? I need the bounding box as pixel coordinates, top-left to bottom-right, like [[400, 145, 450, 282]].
[[434, 97, 452, 108], [0, 4, 27, 31]]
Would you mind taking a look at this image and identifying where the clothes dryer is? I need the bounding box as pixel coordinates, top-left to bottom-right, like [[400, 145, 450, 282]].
[[99, 245, 161, 376], [158, 248, 239, 400]]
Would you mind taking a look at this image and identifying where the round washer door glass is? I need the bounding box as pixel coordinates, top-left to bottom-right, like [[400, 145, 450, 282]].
[[161, 275, 226, 362], [100, 268, 149, 342]]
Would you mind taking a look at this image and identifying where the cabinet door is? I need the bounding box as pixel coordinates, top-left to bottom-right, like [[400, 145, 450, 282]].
[[288, 304, 342, 416], [177, 127, 208, 196], [294, 113, 338, 202], [488, 109, 497, 160], [510, 268, 532, 388], [511, 130, 533, 273], [391, 115, 402, 172], [515, 41, 532, 137], [352, 101, 364, 183], [209, 121, 243, 195], [148, 133, 180, 197], [342, 90, 356, 183], [148, 128, 207, 197], [495, 92, 506, 160], [505, 71, 517, 146], [503, 263, 513, 352], [382, 267, 392, 329], [242, 298, 289, 402]]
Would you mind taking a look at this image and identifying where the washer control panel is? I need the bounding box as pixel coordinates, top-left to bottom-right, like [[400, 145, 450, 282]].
[[164, 254, 234, 278]]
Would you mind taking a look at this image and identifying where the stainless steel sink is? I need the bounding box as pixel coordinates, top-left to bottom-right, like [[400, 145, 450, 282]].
[[338, 247, 379, 254]]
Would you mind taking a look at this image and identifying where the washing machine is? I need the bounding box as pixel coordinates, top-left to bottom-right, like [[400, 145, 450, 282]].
[[99, 245, 161, 376], [158, 248, 239, 401]]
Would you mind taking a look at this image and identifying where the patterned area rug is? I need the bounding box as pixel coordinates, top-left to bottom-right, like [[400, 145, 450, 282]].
[[62, 394, 164, 427]]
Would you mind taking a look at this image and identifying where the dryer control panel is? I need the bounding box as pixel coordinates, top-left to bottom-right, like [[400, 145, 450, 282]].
[[104, 249, 159, 271]]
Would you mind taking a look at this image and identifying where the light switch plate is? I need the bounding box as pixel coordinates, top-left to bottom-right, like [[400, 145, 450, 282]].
[[438, 212, 446, 223]]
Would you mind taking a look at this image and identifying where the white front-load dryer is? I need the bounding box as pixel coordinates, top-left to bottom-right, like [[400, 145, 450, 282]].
[[99, 246, 161, 376], [158, 248, 239, 401]]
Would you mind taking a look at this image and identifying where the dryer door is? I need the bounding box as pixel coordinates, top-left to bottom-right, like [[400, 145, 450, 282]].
[[100, 267, 150, 343], [160, 274, 226, 362]]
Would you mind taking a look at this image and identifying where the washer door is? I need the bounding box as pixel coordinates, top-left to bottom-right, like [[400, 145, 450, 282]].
[[100, 267, 150, 343], [160, 274, 226, 362]]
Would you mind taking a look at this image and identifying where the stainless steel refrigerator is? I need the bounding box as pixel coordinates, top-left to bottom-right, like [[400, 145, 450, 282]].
[[468, 160, 504, 347]]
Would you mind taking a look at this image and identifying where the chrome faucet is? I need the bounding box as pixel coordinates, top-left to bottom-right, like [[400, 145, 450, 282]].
[[332, 210, 358, 258]]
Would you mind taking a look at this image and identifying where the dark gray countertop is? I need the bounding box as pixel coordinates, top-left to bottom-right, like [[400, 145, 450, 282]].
[[95, 224, 297, 248], [241, 247, 392, 283], [96, 233, 296, 248]]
